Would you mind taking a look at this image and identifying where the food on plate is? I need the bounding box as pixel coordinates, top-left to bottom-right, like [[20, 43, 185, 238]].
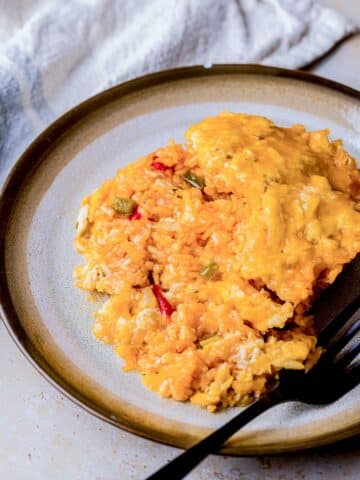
[[74, 112, 360, 411]]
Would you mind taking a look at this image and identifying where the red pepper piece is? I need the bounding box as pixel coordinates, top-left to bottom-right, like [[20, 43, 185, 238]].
[[129, 206, 142, 221], [151, 160, 171, 171], [152, 284, 175, 317], [150, 154, 171, 171]]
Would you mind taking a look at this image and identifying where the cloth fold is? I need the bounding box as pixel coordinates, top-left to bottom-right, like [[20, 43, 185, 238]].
[[0, 0, 357, 182]]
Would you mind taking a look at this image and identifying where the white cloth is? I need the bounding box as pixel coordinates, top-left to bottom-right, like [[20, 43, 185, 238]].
[[0, 0, 357, 182]]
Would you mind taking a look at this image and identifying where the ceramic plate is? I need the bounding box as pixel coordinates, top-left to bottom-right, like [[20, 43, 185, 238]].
[[1, 65, 359, 454]]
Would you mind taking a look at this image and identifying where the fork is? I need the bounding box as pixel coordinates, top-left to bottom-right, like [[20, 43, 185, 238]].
[[146, 257, 360, 480]]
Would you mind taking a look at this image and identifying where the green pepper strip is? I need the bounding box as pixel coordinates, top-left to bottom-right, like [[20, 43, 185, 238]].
[[181, 170, 205, 189], [199, 335, 221, 348], [199, 261, 218, 279], [111, 197, 138, 215]]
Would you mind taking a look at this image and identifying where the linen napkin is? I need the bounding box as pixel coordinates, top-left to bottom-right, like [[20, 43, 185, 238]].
[[0, 0, 357, 183]]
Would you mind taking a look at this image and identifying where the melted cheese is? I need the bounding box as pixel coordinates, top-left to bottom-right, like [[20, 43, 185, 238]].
[[73, 112, 360, 410]]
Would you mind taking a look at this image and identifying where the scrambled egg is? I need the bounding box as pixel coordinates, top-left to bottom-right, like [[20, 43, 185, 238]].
[[74, 113, 360, 411]]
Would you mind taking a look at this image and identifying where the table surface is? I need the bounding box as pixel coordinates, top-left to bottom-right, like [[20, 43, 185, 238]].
[[1, 1, 360, 479]]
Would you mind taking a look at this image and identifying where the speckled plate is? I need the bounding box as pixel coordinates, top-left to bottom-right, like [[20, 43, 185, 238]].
[[0, 65, 359, 454]]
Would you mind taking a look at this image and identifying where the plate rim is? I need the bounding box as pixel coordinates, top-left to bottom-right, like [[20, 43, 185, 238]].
[[0, 64, 359, 455]]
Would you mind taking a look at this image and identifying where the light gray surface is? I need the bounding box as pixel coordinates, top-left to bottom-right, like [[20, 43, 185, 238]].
[[1, 1, 360, 479]]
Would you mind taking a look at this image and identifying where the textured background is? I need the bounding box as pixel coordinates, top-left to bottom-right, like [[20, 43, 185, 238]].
[[0, 1, 359, 479]]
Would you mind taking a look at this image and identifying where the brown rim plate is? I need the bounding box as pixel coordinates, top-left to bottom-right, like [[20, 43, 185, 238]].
[[0, 65, 359, 454]]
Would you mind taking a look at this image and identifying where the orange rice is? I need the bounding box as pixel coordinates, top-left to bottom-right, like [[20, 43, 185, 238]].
[[74, 112, 360, 411]]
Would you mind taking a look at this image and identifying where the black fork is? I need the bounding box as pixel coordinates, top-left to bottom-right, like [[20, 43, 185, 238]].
[[146, 257, 360, 480]]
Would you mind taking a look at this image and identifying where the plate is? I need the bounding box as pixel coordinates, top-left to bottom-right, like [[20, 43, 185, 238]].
[[1, 65, 359, 454]]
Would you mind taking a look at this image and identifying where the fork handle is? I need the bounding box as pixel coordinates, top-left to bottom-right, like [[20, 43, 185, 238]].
[[146, 387, 284, 480]]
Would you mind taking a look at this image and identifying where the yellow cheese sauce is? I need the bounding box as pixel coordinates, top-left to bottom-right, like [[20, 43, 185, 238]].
[[74, 113, 360, 411]]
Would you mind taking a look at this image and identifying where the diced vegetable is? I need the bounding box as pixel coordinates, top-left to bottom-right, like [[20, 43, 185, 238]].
[[152, 161, 169, 171], [150, 154, 171, 171], [129, 206, 142, 220], [111, 197, 137, 215], [152, 160, 171, 171], [199, 334, 221, 348], [199, 261, 218, 279], [152, 284, 176, 317], [181, 170, 205, 189]]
